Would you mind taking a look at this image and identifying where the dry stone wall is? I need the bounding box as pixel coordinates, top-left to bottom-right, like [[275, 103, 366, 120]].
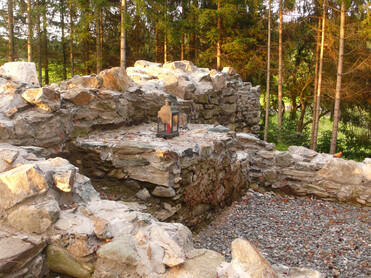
[[127, 60, 261, 133], [66, 124, 370, 230], [0, 61, 368, 278], [251, 146, 371, 205], [0, 144, 322, 278], [0, 61, 260, 153]]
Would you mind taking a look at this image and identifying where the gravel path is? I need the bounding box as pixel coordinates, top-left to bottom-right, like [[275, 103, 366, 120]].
[[194, 190, 370, 278]]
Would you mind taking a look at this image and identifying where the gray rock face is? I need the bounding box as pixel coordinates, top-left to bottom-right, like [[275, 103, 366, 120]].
[[0, 232, 46, 276], [1, 62, 39, 85]]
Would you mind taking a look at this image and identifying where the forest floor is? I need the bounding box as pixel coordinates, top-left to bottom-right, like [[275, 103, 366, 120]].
[[194, 190, 370, 278]]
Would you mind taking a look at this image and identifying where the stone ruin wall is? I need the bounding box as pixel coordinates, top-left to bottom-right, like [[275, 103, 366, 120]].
[[0, 61, 369, 278], [0, 60, 260, 153], [69, 125, 370, 229]]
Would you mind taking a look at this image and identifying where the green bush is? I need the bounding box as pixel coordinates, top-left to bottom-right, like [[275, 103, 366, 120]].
[[260, 119, 310, 150]]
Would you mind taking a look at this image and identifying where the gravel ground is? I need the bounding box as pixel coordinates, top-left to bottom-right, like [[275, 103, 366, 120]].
[[194, 190, 370, 278]]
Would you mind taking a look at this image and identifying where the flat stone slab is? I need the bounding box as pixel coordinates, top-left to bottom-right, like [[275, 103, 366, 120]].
[[0, 227, 46, 273], [74, 123, 238, 188], [75, 123, 233, 156]]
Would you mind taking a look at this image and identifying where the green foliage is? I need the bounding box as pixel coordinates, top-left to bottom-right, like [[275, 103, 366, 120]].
[[260, 116, 311, 150], [317, 130, 344, 154]]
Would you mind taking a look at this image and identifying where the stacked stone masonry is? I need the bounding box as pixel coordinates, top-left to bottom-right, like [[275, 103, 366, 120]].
[[0, 61, 369, 278]]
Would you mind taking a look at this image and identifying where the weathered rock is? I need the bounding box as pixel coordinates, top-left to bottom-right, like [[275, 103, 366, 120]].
[[0, 164, 48, 210], [7, 198, 60, 234], [98, 67, 133, 91], [208, 125, 229, 133], [2, 62, 39, 85], [163, 61, 197, 73], [217, 238, 278, 278], [97, 235, 139, 265], [46, 245, 94, 278], [317, 159, 363, 185], [150, 225, 185, 267], [95, 232, 163, 277], [61, 89, 92, 106], [211, 73, 226, 91], [152, 186, 176, 197], [166, 249, 225, 278], [288, 146, 318, 159], [36, 157, 78, 193], [0, 82, 29, 117], [135, 60, 162, 68], [275, 152, 294, 167], [66, 75, 102, 89], [0, 234, 46, 275], [222, 67, 237, 75], [136, 188, 151, 200], [22, 87, 60, 112]]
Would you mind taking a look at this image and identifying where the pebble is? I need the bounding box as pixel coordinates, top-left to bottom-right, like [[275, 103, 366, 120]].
[[194, 190, 370, 278]]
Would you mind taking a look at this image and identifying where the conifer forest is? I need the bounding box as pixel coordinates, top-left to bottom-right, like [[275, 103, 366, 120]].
[[0, 0, 370, 159]]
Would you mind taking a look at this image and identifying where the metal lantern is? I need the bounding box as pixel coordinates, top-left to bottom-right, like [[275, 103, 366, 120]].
[[156, 99, 179, 139]]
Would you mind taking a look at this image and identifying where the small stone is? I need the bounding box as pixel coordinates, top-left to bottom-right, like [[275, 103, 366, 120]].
[[136, 188, 151, 201], [152, 186, 176, 198], [208, 125, 229, 133]]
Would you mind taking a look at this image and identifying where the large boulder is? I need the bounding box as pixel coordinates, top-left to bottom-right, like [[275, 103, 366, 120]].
[[217, 238, 278, 278], [317, 159, 363, 185], [22, 87, 60, 112], [0, 81, 29, 118], [0, 164, 48, 210], [1, 62, 39, 85], [46, 245, 94, 278], [166, 249, 225, 278], [61, 88, 92, 106], [98, 67, 134, 91], [7, 198, 60, 234]]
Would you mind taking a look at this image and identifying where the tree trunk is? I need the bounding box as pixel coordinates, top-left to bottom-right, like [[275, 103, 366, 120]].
[[298, 103, 306, 133], [27, 0, 32, 62], [100, 10, 103, 63], [43, 0, 49, 84], [155, 23, 159, 63], [120, 0, 126, 68], [69, 1, 74, 77], [264, 0, 271, 142], [330, 1, 345, 154], [61, 0, 67, 80], [181, 0, 185, 60], [277, 0, 283, 129], [36, 0, 42, 84], [216, 0, 222, 70], [7, 0, 15, 61], [297, 78, 312, 132], [310, 17, 321, 149], [96, 5, 102, 73], [290, 95, 297, 120], [312, 1, 326, 151], [164, 0, 168, 63]]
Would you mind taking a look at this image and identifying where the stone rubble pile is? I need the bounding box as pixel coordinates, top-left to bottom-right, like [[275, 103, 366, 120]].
[[127, 60, 261, 133], [0, 144, 322, 278], [0, 60, 260, 152]]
